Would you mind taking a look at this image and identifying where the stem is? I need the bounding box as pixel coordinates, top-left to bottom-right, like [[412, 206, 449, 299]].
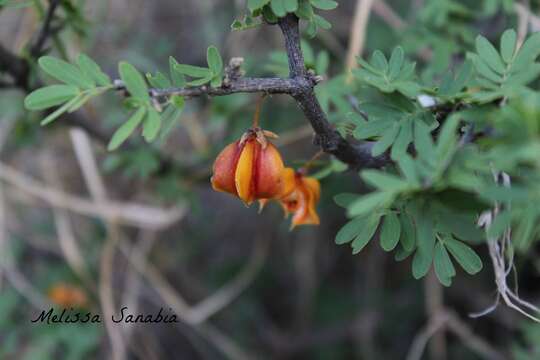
[[252, 94, 267, 128], [300, 150, 325, 174]]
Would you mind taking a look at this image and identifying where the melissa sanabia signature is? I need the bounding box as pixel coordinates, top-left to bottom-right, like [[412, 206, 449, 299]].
[[31, 307, 179, 324]]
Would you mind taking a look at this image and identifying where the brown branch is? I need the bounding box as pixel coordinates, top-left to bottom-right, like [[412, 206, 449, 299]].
[[30, 0, 61, 58], [277, 14, 388, 169], [125, 15, 389, 169], [3, 10, 389, 171], [143, 77, 317, 97]]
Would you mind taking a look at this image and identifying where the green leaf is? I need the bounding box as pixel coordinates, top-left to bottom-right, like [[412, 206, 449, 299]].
[[119, 62, 150, 101], [336, 216, 366, 245], [412, 248, 433, 279], [169, 57, 186, 87], [512, 32, 540, 72], [434, 242, 455, 287], [353, 118, 393, 139], [24, 85, 79, 110], [316, 51, 329, 74], [435, 115, 459, 163], [38, 56, 93, 89], [142, 108, 161, 142], [413, 207, 435, 279], [211, 75, 223, 88], [351, 214, 381, 254], [505, 63, 540, 87], [380, 213, 401, 251], [361, 170, 410, 192], [295, 0, 314, 19], [399, 213, 416, 251], [248, 0, 271, 11], [476, 35, 506, 74], [174, 64, 212, 78], [440, 60, 473, 96], [334, 193, 359, 208], [371, 50, 388, 72], [391, 119, 413, 160], [372, 123, 399, 156], [395, 245, 414, 262], [271, 0, 287, 16], [313, 14, 331, 29], [347, 191, 394, 217], [77, 54, 111, 87], [413, 120, 435, 156], [146, 71, 172, 89], [187, 75, 213, 86], [500, 29, 517, 63], [310, 0, 338, 10], [445, 237, 483, 275], [397, 154, 420, 186], [207, 46, 223, 75], [160, 103, 185, 142], [108, 107, 146, 151], [284, 0, 298, 12], [473, 56, 504, 83], [388, 47, 404, 80]]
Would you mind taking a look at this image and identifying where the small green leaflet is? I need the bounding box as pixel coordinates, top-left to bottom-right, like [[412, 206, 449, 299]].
[[335, 216, 367, 245], [444, 236, 483, 275], [248, 0, 271, 12], [24, 85, 79, 111], [142, 108, 162, 142], [354, 47, 421, 98], [471, 30, 540, 103], [172, 46, 224, 88], [25, 54, 114, 125], [351, 213, 381, 254], [119, 61, 150, 102], [77, 54, 112, 87], [380, 212, 401, 251], [108, 107, 147, 151], [38, 56, 94, 89], [434, 241, 456, 287], [310, 0, 338, 10]]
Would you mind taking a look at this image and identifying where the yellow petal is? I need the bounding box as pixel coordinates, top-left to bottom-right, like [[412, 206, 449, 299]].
[[235, 140, 256, 205]]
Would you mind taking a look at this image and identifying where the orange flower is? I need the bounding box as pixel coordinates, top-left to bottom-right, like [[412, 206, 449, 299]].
[[260, 168, 321, 229], [211, 128, 286, 205], [48, 283, 88, 308], [281, 171, 321, 229]]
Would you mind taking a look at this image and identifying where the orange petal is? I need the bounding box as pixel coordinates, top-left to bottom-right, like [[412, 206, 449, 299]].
[[211, 141, 242, 195], [253, 142, 285, 199], [290, 177, 320, 229], [303, 177, 321, 203], [235, 139, 257, 204], [279, 167, 296, 198]]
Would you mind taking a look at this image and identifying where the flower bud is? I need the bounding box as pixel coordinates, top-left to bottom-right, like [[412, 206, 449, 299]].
[[212, 128, 285, 205]]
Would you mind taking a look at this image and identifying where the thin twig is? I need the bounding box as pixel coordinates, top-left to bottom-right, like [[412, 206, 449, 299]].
[[30, 0, 61, 58], [40, 153, 93, 287], [0, 162, 187, 230], [345, 0, 376, 82]]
